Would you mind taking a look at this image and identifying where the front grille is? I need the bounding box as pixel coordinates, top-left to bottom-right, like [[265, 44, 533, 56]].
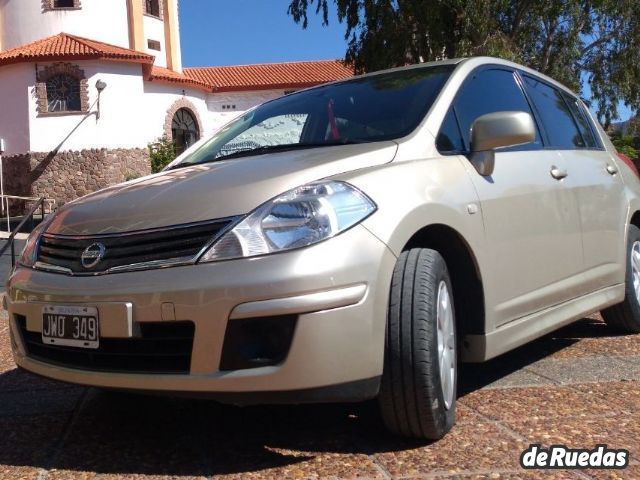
[[16, 315, 195, 374], [37, 218, 234, 274]]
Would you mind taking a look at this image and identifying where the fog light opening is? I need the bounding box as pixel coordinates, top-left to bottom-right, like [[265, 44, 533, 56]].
[[220, 315, 297, 371]]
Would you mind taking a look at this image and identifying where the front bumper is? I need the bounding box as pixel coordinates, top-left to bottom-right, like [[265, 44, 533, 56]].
[[6, 225, 396, 403]]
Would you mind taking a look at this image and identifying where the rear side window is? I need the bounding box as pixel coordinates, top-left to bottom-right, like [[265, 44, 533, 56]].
[[450, 68, 541, 151], [561, 93, 600, 148], [522, 75, 586, 149]]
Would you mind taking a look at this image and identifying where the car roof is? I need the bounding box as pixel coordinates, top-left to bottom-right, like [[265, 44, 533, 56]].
[[328, 56, 578, 98]]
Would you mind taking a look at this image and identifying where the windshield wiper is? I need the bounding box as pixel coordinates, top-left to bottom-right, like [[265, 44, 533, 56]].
[[214, 140, 369, 161], [167, 140, 369, 170]]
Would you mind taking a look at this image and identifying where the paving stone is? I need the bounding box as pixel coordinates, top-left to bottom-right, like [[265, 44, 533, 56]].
[[49, 390, 208, 478], [525, 357, 640, 384], [47, 471, 96, 480], [209, 450, 385, 480], [458, 356, 555, 396], [548, 334, 640, 359], [506, 416, 640, 461], [0, 465, 43, 480], [460, 386, 617, 423], [584, 465, 640, 479], [0, 387, 83, 417], [95, 475, 207, 480], [194, 401, 388, 479], [617, 356, 640, 367], [572, 381, 640, 414], [428, 471, 582, 479], [0, 324, 14, 373], [373, 421, 528, 477], [0, 414, 68, 472], [0, 367, 72, 393], [456, 403, 484, 424], [479, 369, 555, 389]]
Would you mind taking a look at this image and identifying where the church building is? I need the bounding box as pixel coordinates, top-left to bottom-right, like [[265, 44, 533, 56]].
[[0, 0, 353, 204]]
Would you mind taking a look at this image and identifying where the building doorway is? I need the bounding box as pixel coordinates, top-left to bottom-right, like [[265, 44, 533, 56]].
[[171, 108, 200, 155]]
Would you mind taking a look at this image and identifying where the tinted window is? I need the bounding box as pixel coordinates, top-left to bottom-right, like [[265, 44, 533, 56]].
[[173, 66, 454, 167], [453, 69, 541, 150], [437, 109, 465, 152], [562, 93, 599, 148], [523, 75, 585, 149]]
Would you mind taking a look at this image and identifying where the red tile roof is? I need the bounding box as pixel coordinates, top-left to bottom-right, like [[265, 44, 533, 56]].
[[183, 60, 354, 92], [0, 33, 154, 67], [148, 66, 212, 92], [0, 34, 354, 93]]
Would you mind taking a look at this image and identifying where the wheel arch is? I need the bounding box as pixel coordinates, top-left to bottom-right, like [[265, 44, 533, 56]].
[[630, 210, 640, 229], [402, 224, 486, 338]]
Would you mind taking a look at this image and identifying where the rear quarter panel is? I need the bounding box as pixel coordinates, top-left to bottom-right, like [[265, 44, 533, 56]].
[[588, 112, 640, 247]]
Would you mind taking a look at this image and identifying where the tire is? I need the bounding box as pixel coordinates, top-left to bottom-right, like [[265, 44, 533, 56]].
[[378, 248, 457, 439], [601, 224, 640, 333]]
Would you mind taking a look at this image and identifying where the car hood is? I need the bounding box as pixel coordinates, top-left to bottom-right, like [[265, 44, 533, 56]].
[[47, 142, 398, 236]]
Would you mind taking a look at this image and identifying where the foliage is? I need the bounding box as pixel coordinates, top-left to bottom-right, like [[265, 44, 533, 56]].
[[610, 132, 638, 160], [288, 0, 640, 125], [124, 171, 142, 182], [148, 136, 176, 173]]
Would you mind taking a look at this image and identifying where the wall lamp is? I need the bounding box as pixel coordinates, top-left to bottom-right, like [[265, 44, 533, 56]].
[[95, 79, 107, 119]]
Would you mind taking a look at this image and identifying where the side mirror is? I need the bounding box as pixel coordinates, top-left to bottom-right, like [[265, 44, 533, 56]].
[[468, 111, 536, 176]]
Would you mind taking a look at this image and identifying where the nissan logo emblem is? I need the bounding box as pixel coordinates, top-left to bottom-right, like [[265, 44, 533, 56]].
[[80, 243, 106, 269]]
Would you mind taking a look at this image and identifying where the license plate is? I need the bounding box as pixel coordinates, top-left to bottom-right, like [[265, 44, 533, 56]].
[[42, 305, 100, 349]]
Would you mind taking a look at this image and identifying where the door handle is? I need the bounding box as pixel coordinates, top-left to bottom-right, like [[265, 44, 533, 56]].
[[606, 164, 618, 175], [550, 166, 568, 180]]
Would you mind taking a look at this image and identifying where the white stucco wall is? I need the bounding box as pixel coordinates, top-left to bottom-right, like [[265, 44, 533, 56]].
[[0, 0, 131, 51], [206, 90, 287, 132], [25, 60, 211, 152], [0, 63, 31, 155], [142, 81, 211, 138], [1, 58, 297, 155], [142, 14, 166, 68]]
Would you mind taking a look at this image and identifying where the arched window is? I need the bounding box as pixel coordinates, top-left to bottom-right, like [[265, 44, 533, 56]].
[[145, 0, 160, 17], [172, 108, 200, 155], [46, 74, 81, 112]]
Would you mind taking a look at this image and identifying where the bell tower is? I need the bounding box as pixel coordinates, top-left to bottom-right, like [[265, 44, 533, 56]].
[[127, 0, 182, 72], [0, 0, 182, 71]]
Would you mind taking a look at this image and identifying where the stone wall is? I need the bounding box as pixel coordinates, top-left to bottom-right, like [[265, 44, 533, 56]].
[[2, 148, 151, 208]]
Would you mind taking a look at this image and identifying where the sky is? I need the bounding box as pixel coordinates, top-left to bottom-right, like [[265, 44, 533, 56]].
[[179, 0, 633, 121], [179, 0, 348, 67]]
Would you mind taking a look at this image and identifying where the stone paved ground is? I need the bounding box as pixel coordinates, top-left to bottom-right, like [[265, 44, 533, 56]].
[[0, 310, 638, 480]]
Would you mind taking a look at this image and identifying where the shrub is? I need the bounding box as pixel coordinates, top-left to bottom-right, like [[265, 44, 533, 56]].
[[124, 171, 141, 182], [611, 132, 638, 161], [148, 136, 176, 173]]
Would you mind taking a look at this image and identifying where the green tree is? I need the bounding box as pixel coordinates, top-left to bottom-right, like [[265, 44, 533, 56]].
[[611, 132, 638, 160], [288, 0, 640, 125], [148, 136, 176, 173]]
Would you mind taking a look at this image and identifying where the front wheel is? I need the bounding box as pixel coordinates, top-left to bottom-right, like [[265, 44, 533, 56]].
[[601, 224, 640, 333], [378, 248, 457, 439]]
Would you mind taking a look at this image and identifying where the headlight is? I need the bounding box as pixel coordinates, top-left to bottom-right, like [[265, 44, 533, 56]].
[[199, 181, 376, 262], [18, 217, 51, 267]]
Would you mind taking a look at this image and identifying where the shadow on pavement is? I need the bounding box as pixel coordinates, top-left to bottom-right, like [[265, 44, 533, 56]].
[[458, 315, 618, 395], [0, 315, 627, 476]]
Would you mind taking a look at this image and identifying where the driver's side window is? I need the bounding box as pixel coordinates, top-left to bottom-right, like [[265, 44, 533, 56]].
[[439, 68, 541, 153]]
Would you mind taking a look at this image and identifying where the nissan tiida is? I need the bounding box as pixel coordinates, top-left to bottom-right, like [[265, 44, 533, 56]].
[[7, 57, 640, 439]]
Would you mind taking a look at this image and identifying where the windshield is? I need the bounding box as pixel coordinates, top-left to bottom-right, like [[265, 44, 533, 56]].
[[170, 64, 454, 168]]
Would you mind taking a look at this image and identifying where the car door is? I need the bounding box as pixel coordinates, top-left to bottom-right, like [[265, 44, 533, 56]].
[[521, 74, 627, 292], [437, 67, 583, 327]]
